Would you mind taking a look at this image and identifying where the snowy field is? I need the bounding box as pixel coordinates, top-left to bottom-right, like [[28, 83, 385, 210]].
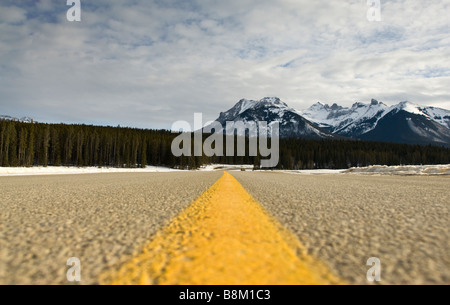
[[282, 169, 346, 175], [1, 164, 449, 177], [199, 164, 255, 171], [283, 165, 450, 175], [0, 164, 253, 177], [0, 166, 180, 176], [345, 164, 450, 176]]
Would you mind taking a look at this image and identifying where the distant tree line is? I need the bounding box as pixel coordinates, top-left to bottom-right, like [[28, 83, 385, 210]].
[[1, 120, 449, 169], [277, 138, 450, 169]]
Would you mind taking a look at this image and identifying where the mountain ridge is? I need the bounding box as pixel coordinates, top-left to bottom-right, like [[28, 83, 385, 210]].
[[302, 99, 450, 146], [209, 97, 338, 139], [209, 97, 450, 146], [0, 115, 34, 123]]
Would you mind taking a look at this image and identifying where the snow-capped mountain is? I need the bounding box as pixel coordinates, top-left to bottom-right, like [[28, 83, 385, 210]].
[[361, 106, 450, 146], [302, 99, 387, 137], [208, 97, 336, 139], [303, 100, 450, 146], [0, 115, 33, 123], [412, 104, 450, 129], [208, 97, 450, 145]]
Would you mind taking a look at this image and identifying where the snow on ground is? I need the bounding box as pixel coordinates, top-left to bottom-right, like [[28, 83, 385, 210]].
[[0, 166, 180, 176], [0, 164, 254, 177], [198, 164, 255, 171], [200, 165, 347, 174], [345, 165, 450, 176], [281, 165, 450, 175], [2, 164, 449, 177], [283, 169, 347, 175]]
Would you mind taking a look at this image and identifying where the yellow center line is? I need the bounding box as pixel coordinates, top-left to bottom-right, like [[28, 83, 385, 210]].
[[99, 172, 343, 285]]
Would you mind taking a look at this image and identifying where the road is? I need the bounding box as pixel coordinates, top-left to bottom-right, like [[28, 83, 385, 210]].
[[0, 171, 449, 284], [0, 172, 222, 284], [100, 172, 342, 285], [233, 171, 450, 284]]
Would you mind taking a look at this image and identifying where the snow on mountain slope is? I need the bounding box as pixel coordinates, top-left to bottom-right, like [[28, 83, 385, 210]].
[[420, 107, 450, 129], [209, 97, 450, 145], [217, 97, 294, 122], [301, 102, 347, 129], [334, 100, 387, 136], [0, 115, 34, 123], [210, 97, 337, 139], [302, 99, 387, 136], [383, 102, 450, 129], [303, 100, 450, 133], [360, 108, 450, 146], [302, 99, 450, 146]]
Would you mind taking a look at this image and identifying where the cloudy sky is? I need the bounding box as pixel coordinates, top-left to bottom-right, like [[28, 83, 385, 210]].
[[0, 0, 449, 129]]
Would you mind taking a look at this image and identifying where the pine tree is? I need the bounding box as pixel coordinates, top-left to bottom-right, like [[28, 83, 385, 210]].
[[2, 123, 15, 167], [18, 127, 28, 166], [42, 125, 50, 167], [131, 134, 139, 168], [0, 121, 6, 167], [50, 127, 61, 166], [140, 137, 147, 168], [26, 124, 35, 167], [1, 120, 449, 170]]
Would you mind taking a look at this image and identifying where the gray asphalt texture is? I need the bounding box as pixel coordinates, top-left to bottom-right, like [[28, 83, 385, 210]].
[[1, 171, 449, 285], [0, 172, 222, 285], [232, 171, 450, 284]]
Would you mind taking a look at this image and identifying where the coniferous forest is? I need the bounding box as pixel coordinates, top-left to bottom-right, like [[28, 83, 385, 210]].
[[0, 120, 449, 170]]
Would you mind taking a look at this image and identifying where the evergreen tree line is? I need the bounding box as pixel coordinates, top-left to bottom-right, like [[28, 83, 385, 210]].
[[1, 120, 449, 169]]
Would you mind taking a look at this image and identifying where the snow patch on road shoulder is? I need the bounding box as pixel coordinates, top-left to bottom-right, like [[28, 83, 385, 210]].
[[345, 165, 450, 176], [0, 166, 181, 176], [282, 169, 347, 175]]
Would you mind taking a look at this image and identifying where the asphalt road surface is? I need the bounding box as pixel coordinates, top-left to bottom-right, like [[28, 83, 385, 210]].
[[1, 171, 449, 284], [232, 171, 450, 285], [0, 172, 222, 284]]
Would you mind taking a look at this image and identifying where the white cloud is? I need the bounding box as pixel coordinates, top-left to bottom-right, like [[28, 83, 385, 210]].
[[0, 0, 449, 128], [35, 0, 54, 12], [0, 5, 27, 24]]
